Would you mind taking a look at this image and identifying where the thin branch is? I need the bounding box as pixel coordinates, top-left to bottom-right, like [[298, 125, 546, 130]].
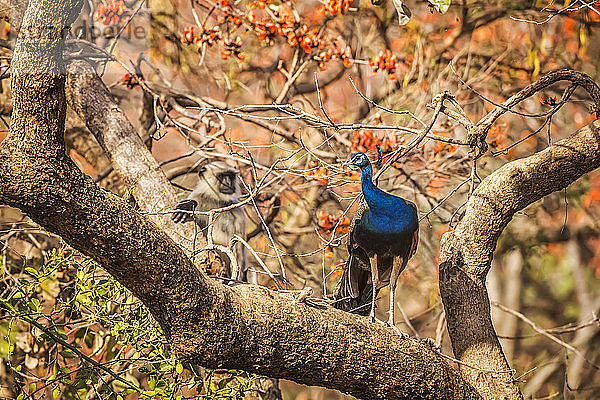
[[374, 91, 449, 181], [491, 301, 600, 370]]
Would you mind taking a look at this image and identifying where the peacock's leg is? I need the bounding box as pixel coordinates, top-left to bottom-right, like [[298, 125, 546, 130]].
[[369, 254, 378, 322], [387, 256, 407, 327]]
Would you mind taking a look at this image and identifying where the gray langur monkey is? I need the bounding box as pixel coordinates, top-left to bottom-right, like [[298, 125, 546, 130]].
[[172, 161, 256, 284]]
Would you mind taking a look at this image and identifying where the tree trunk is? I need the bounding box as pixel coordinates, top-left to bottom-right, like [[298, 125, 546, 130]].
[[0, 1, 480, 399]]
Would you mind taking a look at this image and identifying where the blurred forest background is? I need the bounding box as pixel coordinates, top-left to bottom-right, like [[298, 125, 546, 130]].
[[1, 0, 600, 398]]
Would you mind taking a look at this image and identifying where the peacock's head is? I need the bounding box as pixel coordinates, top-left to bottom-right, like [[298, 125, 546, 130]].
[[346, 152, 371, 170]]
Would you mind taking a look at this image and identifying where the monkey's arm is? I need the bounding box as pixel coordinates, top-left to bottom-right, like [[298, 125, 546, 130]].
[[171, 199, 198, 223]]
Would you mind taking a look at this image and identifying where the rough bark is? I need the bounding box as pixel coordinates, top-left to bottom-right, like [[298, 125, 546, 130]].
[[0, 1, 480, 399], [0, 0, 28, 27], [440, 120, 600, 399], [64, 59, 204, 260]]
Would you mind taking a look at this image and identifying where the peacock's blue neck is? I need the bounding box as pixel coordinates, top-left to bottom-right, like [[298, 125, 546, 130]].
[[360, 164, 390, 211], [360, 164, 379, 206], [360, 164, 414, 229]]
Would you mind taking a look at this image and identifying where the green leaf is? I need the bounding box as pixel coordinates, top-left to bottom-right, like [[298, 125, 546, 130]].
[[159, 364, 172, 372], [430, 0, 451, 13], [53, 386, 60, 399], [27, 298, 40, 312], [175, 363, 183, 374], [74, 379, 88, 389], [29, 383, 36, 394], [11, 291, 24, 299], [140, 390, 156, 398], [25, 267, 39, 278], [60, 367, 71, 375]]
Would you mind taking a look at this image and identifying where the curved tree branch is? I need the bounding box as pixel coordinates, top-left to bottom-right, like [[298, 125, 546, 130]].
[[467, 68, 600, 156], [64, 59, 204, 259], [0, 1, 480, 399], [439, 119, 600, 399]]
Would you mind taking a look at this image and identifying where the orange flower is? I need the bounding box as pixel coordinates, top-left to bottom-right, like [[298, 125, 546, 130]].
[[95, 0, 129, 26], [331, 261, 345, 276]]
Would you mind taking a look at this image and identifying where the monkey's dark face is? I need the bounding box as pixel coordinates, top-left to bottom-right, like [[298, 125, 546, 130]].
[[216, 172, 237, 194], [197, 161, 242, 202]]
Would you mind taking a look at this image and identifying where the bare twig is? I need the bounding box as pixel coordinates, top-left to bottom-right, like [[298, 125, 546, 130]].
[[491, 301, 600, 370]]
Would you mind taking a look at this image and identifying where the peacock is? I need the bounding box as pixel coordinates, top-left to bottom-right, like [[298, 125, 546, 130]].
[[334, 152, 419, 327]]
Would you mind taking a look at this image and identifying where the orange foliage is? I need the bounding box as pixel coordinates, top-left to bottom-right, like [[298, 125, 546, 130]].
[[1, 22, 15, 40], [95, 0, 128, 25], [488, 124, 508, 147], [566, 39, 579, 53], [545, 242, 564, 257], [429, 139, 458, 157], [564, 17, 576, 35], [306, 161, 332, 185], [351, 130, 398, 153], [179, 0, 354, 68], [319, 0, 353, 15], [317, 210, 350, 235], [584, 175, 600, 207], [368, 49, 399, 80], [331, 260, 345, 277], [426, 175, 448, 195], [589, 8, 600, 22], [119, 73, 138, 89]]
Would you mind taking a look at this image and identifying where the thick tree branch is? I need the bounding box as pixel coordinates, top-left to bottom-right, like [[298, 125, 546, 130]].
[[0, 1, 480, 398], [468, 68, 600, 156], [439, 119, 600, 399], [64, 59, 204, 258], [446, 120, 600, 281]]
